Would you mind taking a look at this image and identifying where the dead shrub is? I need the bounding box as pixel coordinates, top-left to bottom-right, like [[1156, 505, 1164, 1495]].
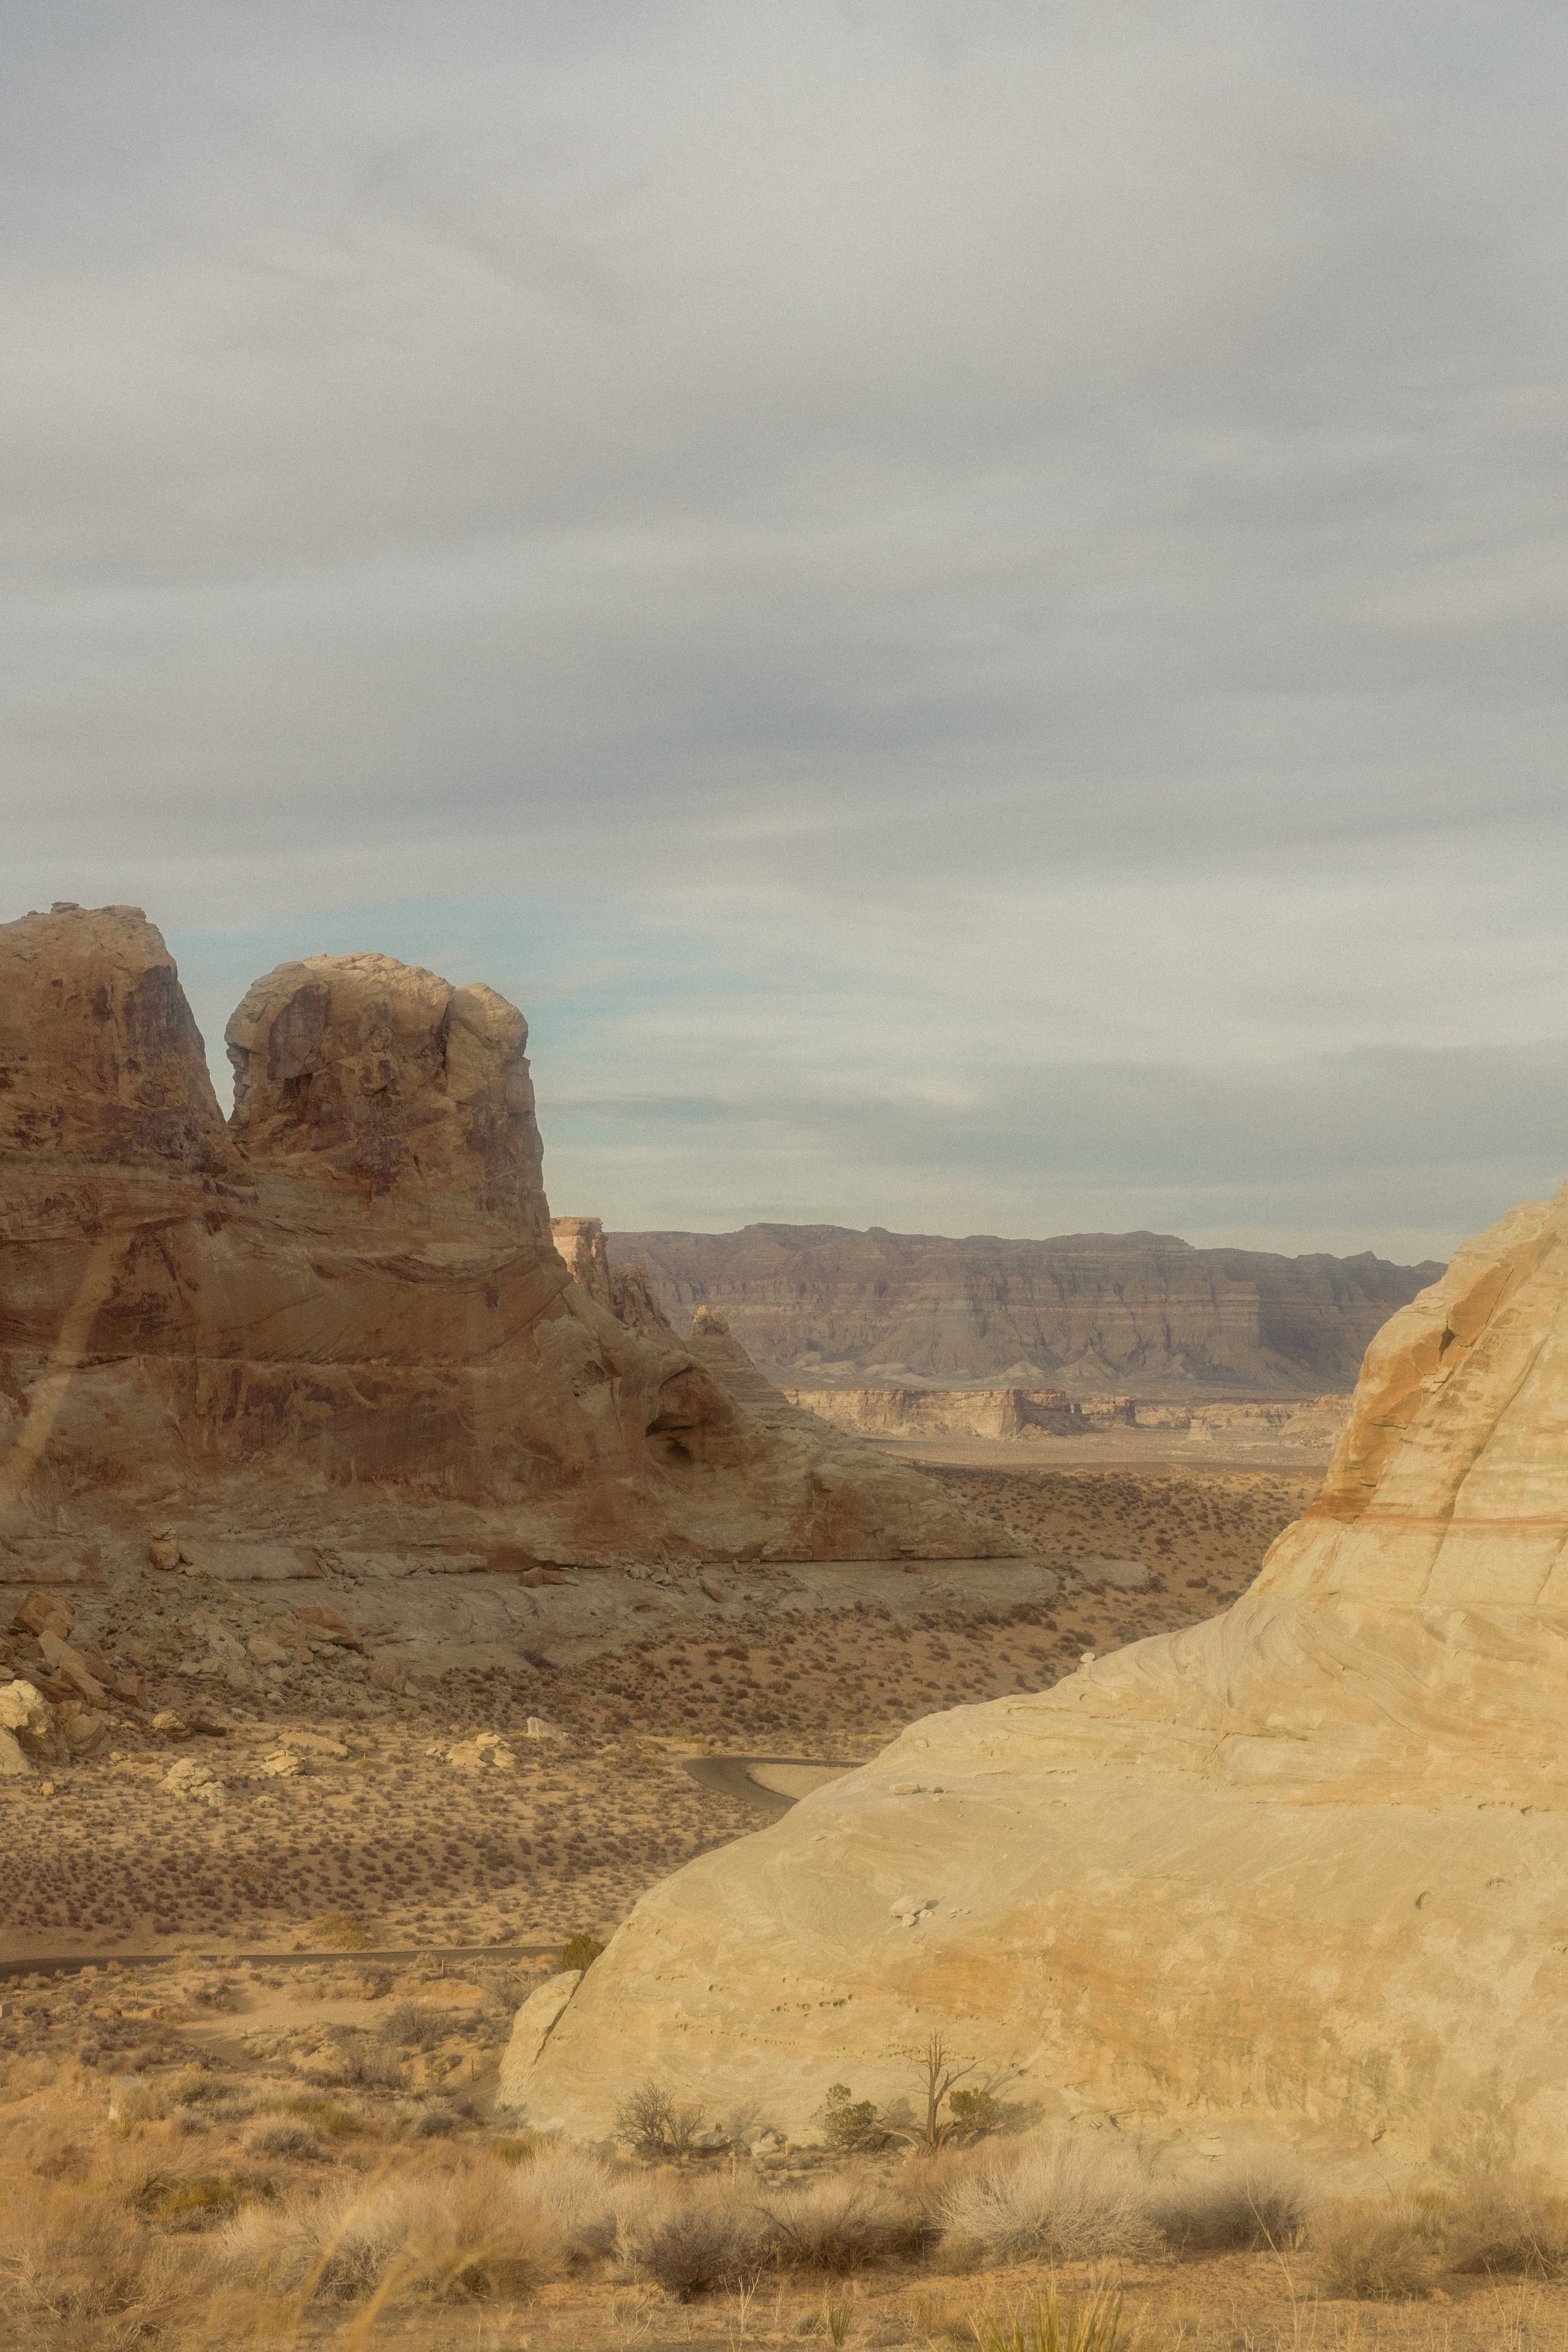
[[347, 2043, 405, 2090], [215, 2156, 566, 2307], [940, 2138, 1160, 2267], [379, 2001, 445, 2050], [762, 2174, 930, 2273], [615, 2079, 705, 2161], [1445, 2172, 1568, 2278], [132, 2172, 246, 2231], [1155, 2154, 1311, 2252], [247, 2123, 323, 2160], [0, 2174, 194, 2343], [1312, 2199, 1431, 2300], [643, 2205, 765, 2301]]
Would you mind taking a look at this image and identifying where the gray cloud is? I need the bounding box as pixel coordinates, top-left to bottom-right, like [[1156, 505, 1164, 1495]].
[[3, 2, 1566, 1256]]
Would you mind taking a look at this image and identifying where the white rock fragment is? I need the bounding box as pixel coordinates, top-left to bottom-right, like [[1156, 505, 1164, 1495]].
[[164, 1757, 225, 1806], [445, 1731, 517, 1772], [0, 1679, 49, 1737], [889, 1895, 938, 1924]]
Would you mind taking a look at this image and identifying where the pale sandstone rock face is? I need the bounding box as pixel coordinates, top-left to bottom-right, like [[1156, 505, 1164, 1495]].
[[521, 1184, 1568, 2170], [555, 1216, 678, 1341], [552, 1216, 615, 1307], [497, 1971, 582, 2108], [0, 905, 998, 1567]]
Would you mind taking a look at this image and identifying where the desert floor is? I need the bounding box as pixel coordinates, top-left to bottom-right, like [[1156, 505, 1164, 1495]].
[[8, 1437, 1564, 2349], [1, 1441, 1317, 1964]]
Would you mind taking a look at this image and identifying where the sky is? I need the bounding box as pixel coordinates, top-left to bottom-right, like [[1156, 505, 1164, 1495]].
[[4, 1, 1566, 1263]]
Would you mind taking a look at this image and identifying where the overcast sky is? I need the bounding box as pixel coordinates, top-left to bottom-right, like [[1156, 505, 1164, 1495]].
[[5, 2, 1566, 1261]]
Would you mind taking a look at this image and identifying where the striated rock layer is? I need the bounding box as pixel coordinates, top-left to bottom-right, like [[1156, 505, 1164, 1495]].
[[608, 1224, 1443, 1392], [520, 1186, 1568, 2169], [0, 906, 999, 1568]]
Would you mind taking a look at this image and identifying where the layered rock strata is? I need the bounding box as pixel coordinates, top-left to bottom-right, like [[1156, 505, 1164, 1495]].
[[0, 906, 999, 1569], [608, 1224, 1444, 1392], [519, 1186, 1568, 2169]]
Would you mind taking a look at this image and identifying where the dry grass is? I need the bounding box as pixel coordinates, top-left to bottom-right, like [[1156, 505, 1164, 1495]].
[[0, 2160, 209, 2349], [14, 2067, 1568, 2352], [1310, 2198, 1434, 2300], [1153, 2152, 1312, 2252], [969, 2283, 1130, 2352], [940, 2138, 1163, 2266], [1444, 2171, 1568, 2278]]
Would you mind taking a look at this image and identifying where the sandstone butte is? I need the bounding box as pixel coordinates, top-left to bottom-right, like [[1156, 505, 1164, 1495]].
[[0, 903, 1000, 1571], [517, 1183, 1568, 2174]]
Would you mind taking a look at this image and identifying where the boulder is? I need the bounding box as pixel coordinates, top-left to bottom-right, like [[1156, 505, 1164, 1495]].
[[164, 1757, 223, 1805], [444, 1731, 515, 1771], [519, 1180, 1568, 2171], [38, 1630, 108, 1706], [495, 1972, 581, 2110], [0, 1726, 30, 1777], [289, 1605, 362, 1650], [11, 1591, 74, 1640], [0, 1679, 49, 1737]]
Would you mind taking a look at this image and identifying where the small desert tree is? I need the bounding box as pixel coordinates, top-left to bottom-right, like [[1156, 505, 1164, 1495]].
[[559, 1932, 606, 1973], [817, 2036, 1000, 2158], [615, 2079, 705, 2161], [900, 2032, 980, 2154], [818, 2082, 889, 2153]]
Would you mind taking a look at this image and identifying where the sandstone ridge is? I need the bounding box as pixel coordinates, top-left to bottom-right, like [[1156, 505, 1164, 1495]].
[[0, 905, 998, 1571], [519, 1183, 1568, 2170]]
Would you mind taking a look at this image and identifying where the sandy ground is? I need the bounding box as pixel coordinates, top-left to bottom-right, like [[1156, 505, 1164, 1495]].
[[9, 1426, 1540, 2352], [0, 1441, 1320, 1964]]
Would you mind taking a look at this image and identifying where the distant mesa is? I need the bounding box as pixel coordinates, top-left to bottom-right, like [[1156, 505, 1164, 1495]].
[[607, 1223, 1446, 1394]]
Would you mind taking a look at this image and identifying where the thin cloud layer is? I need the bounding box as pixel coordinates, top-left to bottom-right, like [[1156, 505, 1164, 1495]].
[[4, 2, 1565, 1256]]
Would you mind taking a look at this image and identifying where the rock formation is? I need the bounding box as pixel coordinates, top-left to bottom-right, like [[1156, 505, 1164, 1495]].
[[607, 1224, 1445, 1393], [782, 1385, 1350, 1450], [0, 905, 1000, 1572], [518, 1184, 1568, 2171], [552, 1216, 677, 1341]]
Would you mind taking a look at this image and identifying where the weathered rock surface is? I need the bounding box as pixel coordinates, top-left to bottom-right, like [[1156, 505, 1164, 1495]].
[[608, 1224, 1444, 1393], [497, 1971, 581, 2108], [0, 904, 998, 1573], [521, 1184, 1568, 2170], [554, 1215, 677, 1339]]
